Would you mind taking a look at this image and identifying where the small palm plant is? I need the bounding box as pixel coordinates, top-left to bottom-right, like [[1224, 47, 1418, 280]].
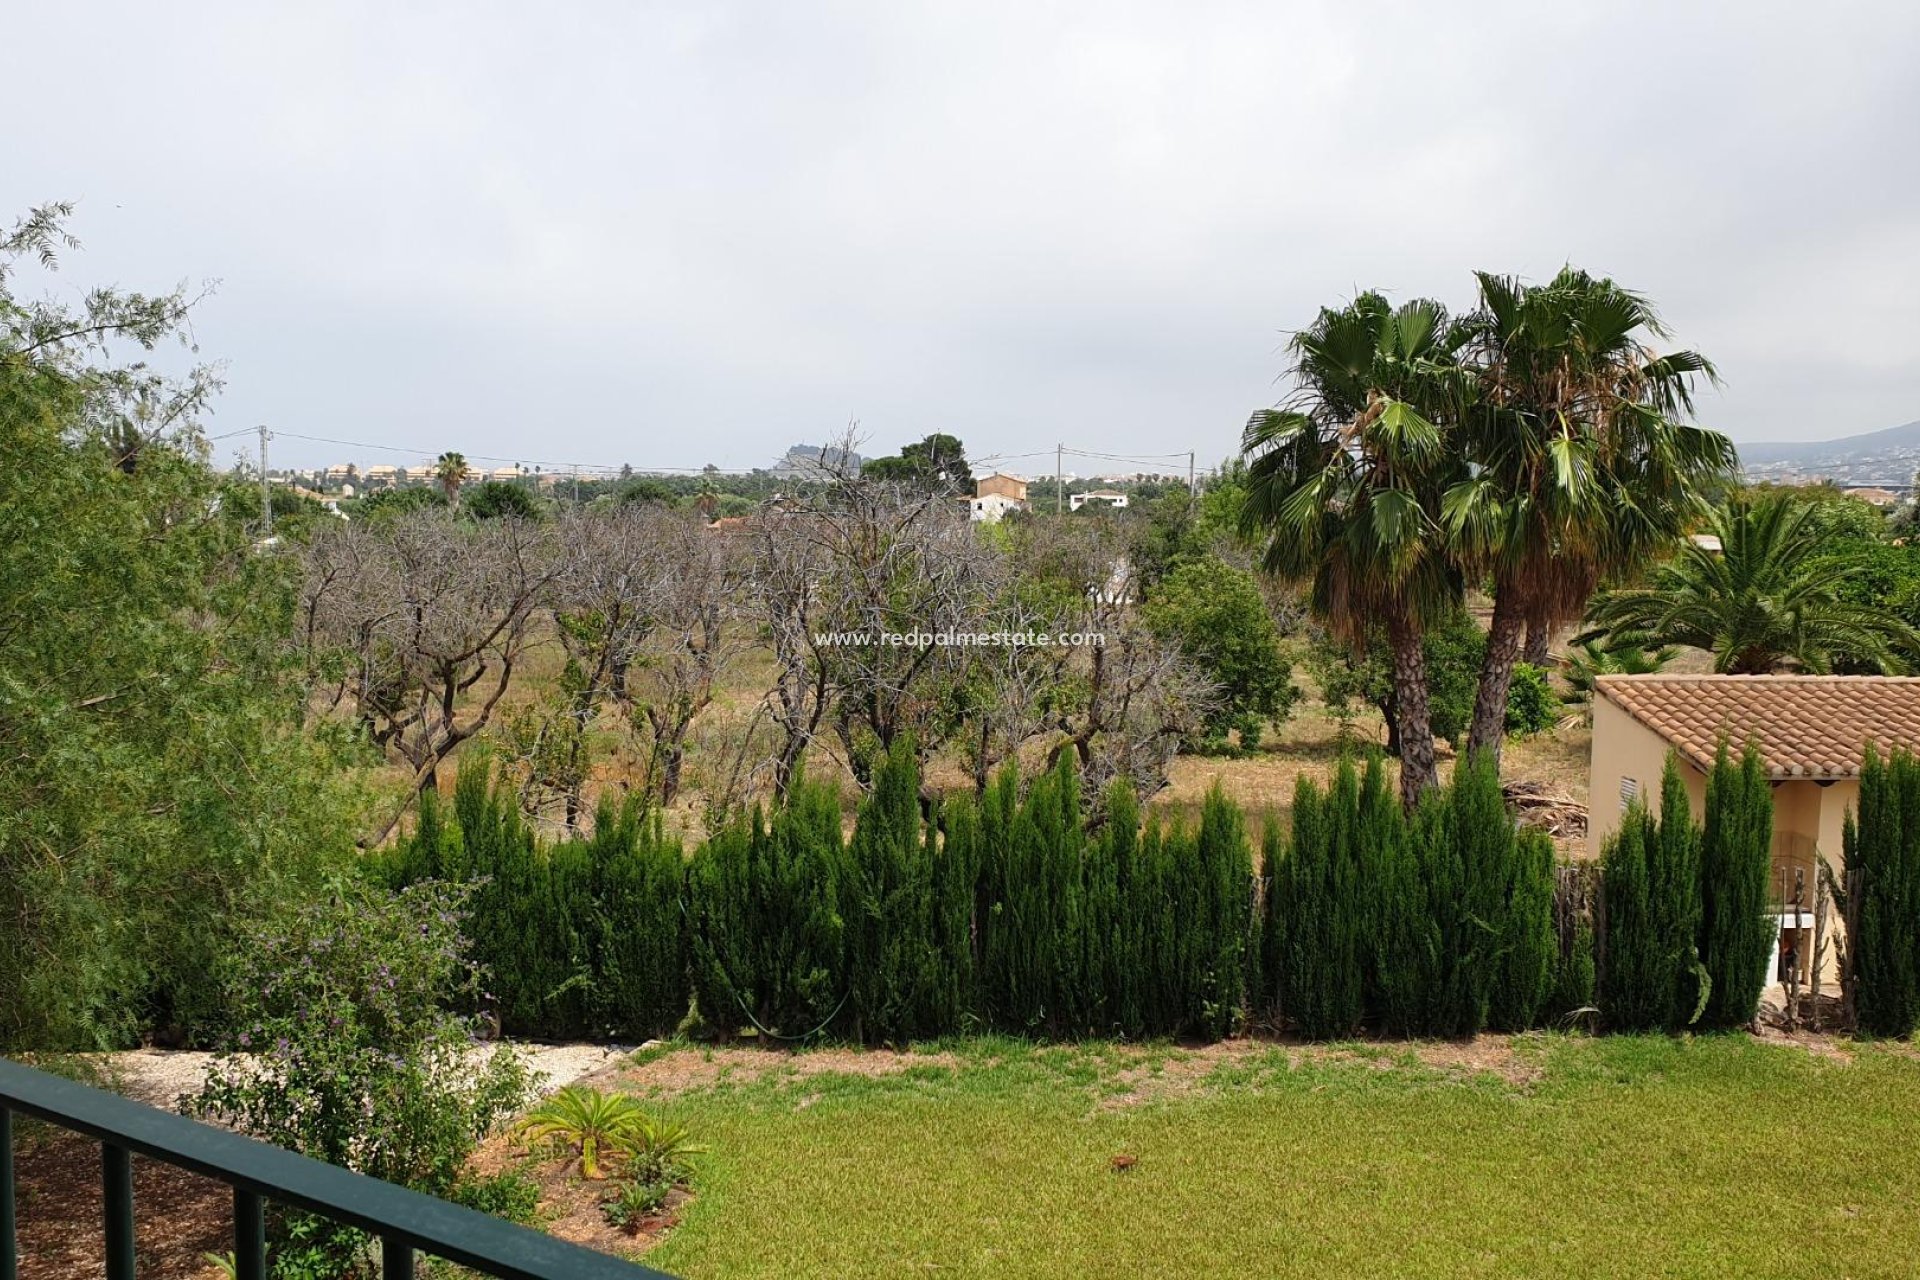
[[1562, 639, 1678, 701], [515, 1086, 649, 1180], [629, 1113, 707, 1184]]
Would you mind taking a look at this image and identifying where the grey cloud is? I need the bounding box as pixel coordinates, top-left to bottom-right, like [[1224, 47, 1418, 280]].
[[10, 0, 1918, 470]]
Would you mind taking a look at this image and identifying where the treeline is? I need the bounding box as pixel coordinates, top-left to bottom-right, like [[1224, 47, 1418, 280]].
[[376, 743, 1795, 1045]]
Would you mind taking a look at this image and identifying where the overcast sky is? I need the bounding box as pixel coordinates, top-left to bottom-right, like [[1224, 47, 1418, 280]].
[[11, 2, 1920, 473]]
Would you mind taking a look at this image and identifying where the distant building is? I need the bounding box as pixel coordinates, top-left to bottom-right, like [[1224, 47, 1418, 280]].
[[487, 467, 523, 483], [975, 472, 1029, 503], [969, 492, 1026, 523], [1069, 489, 1129, 512], [968, 472, 1030, 523], [1844, 486, 1900, 507]]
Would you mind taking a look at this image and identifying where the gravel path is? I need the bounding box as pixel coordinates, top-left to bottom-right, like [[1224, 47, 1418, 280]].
[[103, 1041, 645, 1112]]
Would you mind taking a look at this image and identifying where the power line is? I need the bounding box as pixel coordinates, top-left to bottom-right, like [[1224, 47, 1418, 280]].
[[245, 428, 1209, 482], [260, 430, 711, 475]]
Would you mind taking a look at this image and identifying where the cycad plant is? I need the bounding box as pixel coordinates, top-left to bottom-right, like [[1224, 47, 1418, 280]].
[[1580, 493, 1920, 673], [516, 1086, 650, 1179]]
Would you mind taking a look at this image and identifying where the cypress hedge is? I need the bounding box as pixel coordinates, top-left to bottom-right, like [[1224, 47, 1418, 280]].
[[1847, 747, 1920, 1037], [377, 759, 687, 1040], [685, 773, 847, 1040], [1600, 757, 1705, 1032], [1696, 743, 1775, 1029], [1261, 756, 1554, 1040], [372, 742, 1787, 1046]]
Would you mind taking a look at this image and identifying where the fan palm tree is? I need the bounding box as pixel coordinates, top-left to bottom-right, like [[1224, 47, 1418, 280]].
[[1445, 268, 1735, 762], [1577, 494, 1920, 674], [1241, 292, 1470, 806], [434, 450, 470, 506]]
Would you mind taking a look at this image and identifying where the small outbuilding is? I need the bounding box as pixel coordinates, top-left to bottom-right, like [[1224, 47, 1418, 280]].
[[1589, 674, 1920, 986]]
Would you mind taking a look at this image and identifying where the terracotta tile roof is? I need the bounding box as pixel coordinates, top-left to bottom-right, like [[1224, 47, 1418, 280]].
[[1595, 675, 1920, 780]]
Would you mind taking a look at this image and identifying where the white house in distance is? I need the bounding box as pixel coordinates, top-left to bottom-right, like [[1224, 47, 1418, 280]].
[[1069, 489, 1129, 512], [970, 471, 1030, 523]]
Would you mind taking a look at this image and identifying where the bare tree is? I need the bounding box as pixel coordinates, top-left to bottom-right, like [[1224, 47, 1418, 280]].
[[301, 513, 557, 842], [545, 507, 670, 826], [752, 503, 836, 798], [632, 510, 749, 805], [1006, 514, 1213, 804], [750, 443, 995, 792]]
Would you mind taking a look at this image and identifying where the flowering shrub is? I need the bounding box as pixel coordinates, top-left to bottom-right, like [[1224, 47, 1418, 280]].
[[188, 881, 530, 1276]]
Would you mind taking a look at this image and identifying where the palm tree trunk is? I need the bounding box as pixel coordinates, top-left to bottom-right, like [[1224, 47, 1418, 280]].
[[1386, 613, 1437, 808], [1523, 618, 1552, 667], [1467, 590, 1526, 764]]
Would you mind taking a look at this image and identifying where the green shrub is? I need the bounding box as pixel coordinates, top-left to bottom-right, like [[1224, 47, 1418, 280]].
[[1696, 743, 1775, 1029], [1141, 558, 1297, 749], [841, 738, 947, 1042], [1503, 662, 1558, 737], [452, 1168, 542, 1225], [686, 775, 846, 1040], [1847, 747, 1920, 1037], [1600, 757, 1705, 1031], [1271, 763, 1365, 1038], [189, 882, 530, 1274]]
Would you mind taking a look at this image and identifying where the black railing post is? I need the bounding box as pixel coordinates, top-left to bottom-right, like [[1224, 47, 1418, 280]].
[[1, 1057, 671, 1279], [234, 1186, 266, 1280], [102, 1142, 134, 1280], [1, 1105, 16, 1280], [384, 1233, 415, 1279]]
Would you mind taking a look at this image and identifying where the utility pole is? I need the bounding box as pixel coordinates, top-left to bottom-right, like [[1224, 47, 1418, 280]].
[[1188, 450, 1196, 509], [258, 424, 273, 535], [1056, 442, 1064, 515]]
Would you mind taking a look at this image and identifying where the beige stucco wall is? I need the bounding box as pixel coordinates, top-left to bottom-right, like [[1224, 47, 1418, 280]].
[[1587, 695, 1706, 856], [1588, 692, 1863, 903]]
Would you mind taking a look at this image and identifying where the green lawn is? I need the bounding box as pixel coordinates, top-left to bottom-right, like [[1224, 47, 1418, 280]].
[[632, 1036, 1920, 1279]]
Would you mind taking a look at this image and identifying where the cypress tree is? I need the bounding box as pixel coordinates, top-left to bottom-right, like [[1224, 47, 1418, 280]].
[[842, 738, 941, 1042], [1255, 818, 1285, 1027], [1275, 764, 1363, 1038], [1651, 758, 1706, 1027], [686, 775, 847, 1039], [1697, 742, 1775, 1029], [1849, 746, 1920, 1037], [1601, 755, 1704, 1031], [1357, 757, 1434, 1036], [587, 798, 688, 1039], [1188, 785, 1254, 1039], [931, 792, 981, 1032], [978, 756, 1088, 1034], [1101, 780, 1146, 1037], [1488, 828, 1556, 1032], [1599, 799, 1661, 1030]]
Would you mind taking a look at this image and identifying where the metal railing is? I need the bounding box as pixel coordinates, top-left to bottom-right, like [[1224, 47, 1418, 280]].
[[0, 1056, 673, 1280]]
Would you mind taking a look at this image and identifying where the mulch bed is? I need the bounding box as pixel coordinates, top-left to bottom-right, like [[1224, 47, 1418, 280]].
[[466, 1133, 685, 1262], [11, 1126, 679, 1277], [13, 1130, 229, 1279]]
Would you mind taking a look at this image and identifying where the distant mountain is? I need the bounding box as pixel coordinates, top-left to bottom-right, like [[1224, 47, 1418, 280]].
[[1736, 419, 1920, 485], [768, 442, 863, 479]]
